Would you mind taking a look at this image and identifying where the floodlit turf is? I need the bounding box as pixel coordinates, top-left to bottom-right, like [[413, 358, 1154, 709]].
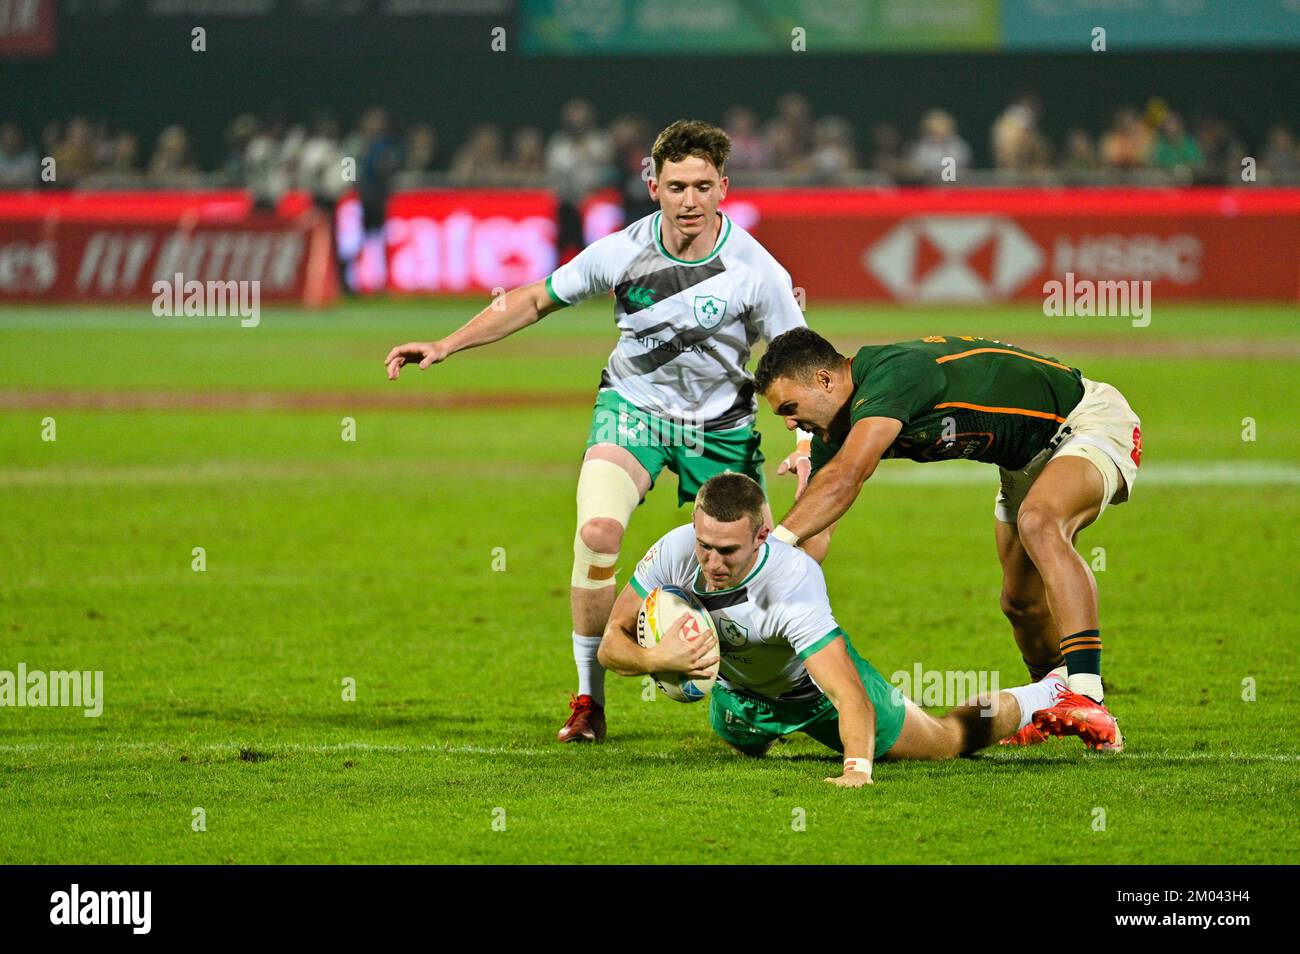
[[1, 300, 1297, 864]]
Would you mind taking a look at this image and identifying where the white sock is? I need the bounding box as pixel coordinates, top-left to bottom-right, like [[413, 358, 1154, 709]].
[[572, 633, 605, 706], [1050, 664, 1067, 680], [1006, 673, 1067, 730], [1068, 672, 1104, 702]]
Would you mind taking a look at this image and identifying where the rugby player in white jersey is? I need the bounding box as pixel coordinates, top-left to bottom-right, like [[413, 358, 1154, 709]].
[[385, 120, 817, 743], [599, 473, 1071, 785]]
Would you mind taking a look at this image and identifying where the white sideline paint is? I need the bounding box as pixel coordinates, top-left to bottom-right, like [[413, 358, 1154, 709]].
[[0, 741, 555, 757], [867, 461, 1300, 486], [0, 460, 1297, 487], [980, 751, 1300, 762]]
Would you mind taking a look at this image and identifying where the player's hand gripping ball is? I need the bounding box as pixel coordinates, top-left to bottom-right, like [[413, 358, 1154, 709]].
[[636, 586, 719, 702]]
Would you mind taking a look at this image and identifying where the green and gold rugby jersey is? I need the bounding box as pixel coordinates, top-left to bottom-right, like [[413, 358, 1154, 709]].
[[810, 336, 1085, 473]]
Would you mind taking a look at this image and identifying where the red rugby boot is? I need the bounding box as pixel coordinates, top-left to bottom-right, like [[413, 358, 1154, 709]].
[[557, 693, 606, 743], [999, 722, 1052, 746], [1033, 691, 1121, 751]]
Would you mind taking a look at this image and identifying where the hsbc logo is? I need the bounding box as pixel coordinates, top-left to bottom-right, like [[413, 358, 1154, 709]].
[[864, 216, 1042, 302]]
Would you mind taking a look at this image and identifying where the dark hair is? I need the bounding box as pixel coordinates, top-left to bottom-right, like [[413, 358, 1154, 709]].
[[652, 119, 731, 177], [696, 472, 765, 532], [753, 327, 844, 394]]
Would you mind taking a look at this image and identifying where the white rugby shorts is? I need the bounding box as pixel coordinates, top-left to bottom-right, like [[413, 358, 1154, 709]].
[[994, 378, 1142, 524]]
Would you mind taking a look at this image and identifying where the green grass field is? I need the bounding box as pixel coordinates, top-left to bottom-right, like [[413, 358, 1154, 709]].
[[1, 299, 1297, 864]]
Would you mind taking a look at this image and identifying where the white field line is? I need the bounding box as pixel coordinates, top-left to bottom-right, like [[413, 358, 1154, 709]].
[[975, 751, 1300, 762], [0, 742, 1295, 762], [0, 459, 571, 486], [869, 461, 1300, 486], [0, 741, 555, 757], [1, 460, 1297, 487]]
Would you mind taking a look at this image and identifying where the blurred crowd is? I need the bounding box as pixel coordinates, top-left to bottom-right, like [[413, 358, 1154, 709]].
[[3, 93, 1298, 198]]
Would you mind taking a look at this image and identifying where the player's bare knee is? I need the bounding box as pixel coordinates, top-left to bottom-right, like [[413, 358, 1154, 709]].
[[1014, 506, 1063, 550], [1000, 590, 1051, 629], [578, 517, 624, 556], [728, 740, 774, 758]]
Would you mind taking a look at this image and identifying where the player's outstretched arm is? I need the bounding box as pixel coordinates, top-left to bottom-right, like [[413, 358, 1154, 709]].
[[803, 638, 877, 787], [774, 432, 837, 562], [384, 278, 565, 380], [772, 416, 902, 546]]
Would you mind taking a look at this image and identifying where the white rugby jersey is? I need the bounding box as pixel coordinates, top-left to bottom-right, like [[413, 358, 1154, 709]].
[[629, 525, 845, 700], [546, 211, 806, 431]]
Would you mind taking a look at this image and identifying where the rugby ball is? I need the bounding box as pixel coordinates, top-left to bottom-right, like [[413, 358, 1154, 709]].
[[636, 585, 719, 702]]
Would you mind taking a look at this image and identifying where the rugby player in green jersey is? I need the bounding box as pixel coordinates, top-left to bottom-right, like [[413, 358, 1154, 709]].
[[754, 329, 1143, 751], [598, 473, 1072, 787]]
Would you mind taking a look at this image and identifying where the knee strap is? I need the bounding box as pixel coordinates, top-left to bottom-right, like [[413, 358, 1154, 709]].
[[571, 459, 640, 589]]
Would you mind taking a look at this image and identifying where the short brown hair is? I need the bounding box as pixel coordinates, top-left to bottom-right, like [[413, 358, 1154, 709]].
[[652, 119, 731, 177], [754, 327, 845, 394], [696, 472, 765, 532]]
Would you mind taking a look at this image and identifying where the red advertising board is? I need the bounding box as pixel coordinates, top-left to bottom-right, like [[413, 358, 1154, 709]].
[[342, 186, 1299, 301], [0, 190, 258, 222], [0, 214, 337, 305], [722, 188, 1300, 302], [2, 187, 1295, 303], [335, 189, 558, 294]]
